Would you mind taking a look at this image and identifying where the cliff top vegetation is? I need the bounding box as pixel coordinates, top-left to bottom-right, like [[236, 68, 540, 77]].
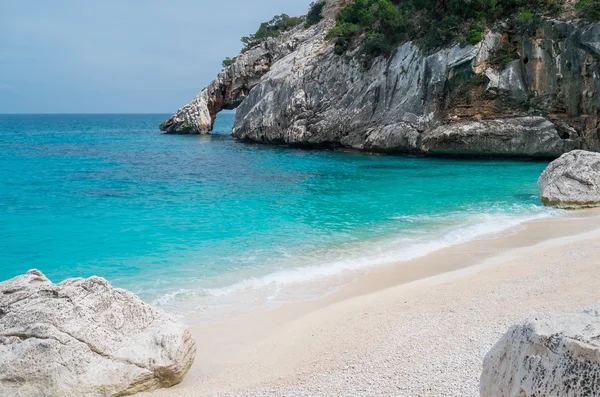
[[577, 0, 600, 20], [241, 13, 305, 51], [328, 0, 569, 57], [223, 0, 597, 67], [222, 2, 324, 68]]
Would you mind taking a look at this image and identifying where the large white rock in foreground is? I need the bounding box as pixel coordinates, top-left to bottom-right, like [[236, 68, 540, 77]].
[[480, 311, 600, 397], [538, 150, 600, 208], [0, 270, 196, 397]]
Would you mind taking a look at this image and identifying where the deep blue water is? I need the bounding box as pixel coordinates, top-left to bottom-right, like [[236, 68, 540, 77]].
[[0, 113, 558, 313]]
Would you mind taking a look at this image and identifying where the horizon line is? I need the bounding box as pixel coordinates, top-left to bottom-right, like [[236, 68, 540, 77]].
[[0, 110, 237, 115], [0, 112, 172, 115]]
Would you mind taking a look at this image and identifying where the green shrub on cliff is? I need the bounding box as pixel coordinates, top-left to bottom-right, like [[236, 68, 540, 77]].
[[222, 57, 235, 68], [494, 42, 516, 67], [364, 33, 394, 56], [421, 15, 462, 49], [516, 9, 535, 23], [226, 3, 323, 65], [306, 2, 325, 27], [241, 14, 304, 51], [577, 0, 600, 20], [327, 22, 362, 54], [467, 29, 484, 45], [329, 0, 565, 57], [327, 0, 408, 56]]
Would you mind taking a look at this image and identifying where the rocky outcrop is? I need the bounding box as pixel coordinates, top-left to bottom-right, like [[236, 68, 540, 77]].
[[162, 0, 600, 158], [159, 2, 340, 134], [480, 311, 600, 397], [538, 149, 600, 207], [159, 43, 282, 134], [421, 117, 580, 157], [0, 270, 196, 397], [231, 32, 501, 150]]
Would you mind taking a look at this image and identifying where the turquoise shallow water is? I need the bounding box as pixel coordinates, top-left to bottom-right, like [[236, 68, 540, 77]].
[[0, 113, 559, 314]]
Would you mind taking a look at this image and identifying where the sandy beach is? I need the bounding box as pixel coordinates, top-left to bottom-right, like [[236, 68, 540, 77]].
[[142, 210, 600, 397], [4, 0, 600, 394]]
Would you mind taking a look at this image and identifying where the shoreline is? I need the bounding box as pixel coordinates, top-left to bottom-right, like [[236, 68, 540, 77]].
[[142, 208, 600, 396], [153, 205, 564, 320]]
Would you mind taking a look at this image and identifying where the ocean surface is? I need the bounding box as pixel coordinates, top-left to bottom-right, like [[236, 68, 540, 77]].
[[0, 113, 561, 316]]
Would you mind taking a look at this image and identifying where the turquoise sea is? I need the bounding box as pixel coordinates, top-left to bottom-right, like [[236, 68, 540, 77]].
[[0, 113, 560, 315]]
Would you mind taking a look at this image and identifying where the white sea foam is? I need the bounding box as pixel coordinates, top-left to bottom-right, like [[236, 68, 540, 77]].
[[152, 205, 564, 313]]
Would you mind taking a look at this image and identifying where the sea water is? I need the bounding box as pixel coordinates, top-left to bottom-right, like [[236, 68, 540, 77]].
[[0, 113, 561, 316]]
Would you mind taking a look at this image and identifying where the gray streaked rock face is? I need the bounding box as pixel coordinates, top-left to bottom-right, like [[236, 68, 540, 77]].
[[421, 117, 580, 157], [162, 0, 600, 158], [0, 270, 196, 397], [538, 149, 600, 208], [480, 311, 600, 397], [159, 0, 339, 135], [159, 45, 278, 134], [232, 38, 478, 149], [159, 89, 213, 134], [498, 60, 528, 104]]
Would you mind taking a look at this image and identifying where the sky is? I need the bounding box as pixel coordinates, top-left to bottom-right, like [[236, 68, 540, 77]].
[[0, 0, 311, 114]]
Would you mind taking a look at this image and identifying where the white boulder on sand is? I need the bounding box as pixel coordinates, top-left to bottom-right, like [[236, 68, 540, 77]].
[[0, 270, 196, 397], [538, 150, 600, 208], [480, 311, 600, 397]]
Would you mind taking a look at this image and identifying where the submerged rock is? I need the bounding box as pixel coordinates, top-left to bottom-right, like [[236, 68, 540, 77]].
[[538, 150, 600, 208], [480, 311, 600, 397], [0, 270, 196, 397]]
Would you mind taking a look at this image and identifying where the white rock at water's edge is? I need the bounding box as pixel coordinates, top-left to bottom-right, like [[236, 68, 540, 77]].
[[480, 311, 600, 397], [0, 270, 196, 397], [538, 149, 600, 208]]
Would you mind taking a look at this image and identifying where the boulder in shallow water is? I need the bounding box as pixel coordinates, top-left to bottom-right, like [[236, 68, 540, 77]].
[[538, 150, 600, 208], [0, 270, 196, 397], [480, 311, 600, 397]]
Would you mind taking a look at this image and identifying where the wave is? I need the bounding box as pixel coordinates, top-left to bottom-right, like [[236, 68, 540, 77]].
[[152, 204, 564, 311]]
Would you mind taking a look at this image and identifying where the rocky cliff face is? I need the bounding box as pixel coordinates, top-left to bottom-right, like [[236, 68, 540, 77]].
[[161, 0, 600, 157], [158, 1, 343, 135], [159, 36, 300, 134]]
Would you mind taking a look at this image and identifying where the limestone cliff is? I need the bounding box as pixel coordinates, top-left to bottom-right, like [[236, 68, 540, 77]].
[[161, 0, 600, 158]]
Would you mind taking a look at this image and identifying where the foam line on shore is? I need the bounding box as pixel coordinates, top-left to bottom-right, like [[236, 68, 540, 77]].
[[152, 205, 563, 310]]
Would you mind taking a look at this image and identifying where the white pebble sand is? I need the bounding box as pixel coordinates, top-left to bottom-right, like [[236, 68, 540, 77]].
[[143, 211, 600, 397]]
